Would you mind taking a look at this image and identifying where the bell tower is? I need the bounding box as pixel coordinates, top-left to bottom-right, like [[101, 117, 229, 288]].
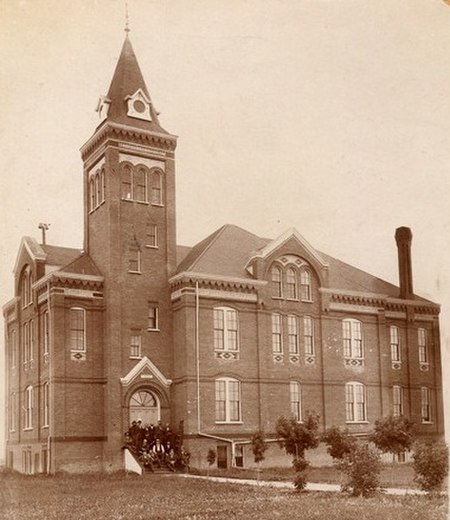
[[80, 34, 177, 469]]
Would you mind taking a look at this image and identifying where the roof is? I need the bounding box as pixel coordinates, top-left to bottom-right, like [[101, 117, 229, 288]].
[[176, 224, 432, 302], [41, 244, 82, 268], [102, 36, 168, 134], [61, 252, 102, 276]]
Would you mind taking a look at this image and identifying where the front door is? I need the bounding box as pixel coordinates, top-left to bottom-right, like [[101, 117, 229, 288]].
[[129, 390, 160, 426]]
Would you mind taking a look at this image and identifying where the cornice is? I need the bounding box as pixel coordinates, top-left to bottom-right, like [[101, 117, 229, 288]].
[[169, 271, 267, 291], [80, 122, 177, 160], [34, 271, 104, 292]]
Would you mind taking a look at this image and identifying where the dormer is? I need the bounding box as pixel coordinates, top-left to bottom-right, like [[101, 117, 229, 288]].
[[126, 88, 152, 122]]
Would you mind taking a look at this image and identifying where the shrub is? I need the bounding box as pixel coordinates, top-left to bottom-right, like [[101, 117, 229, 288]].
[[338, 443, 382, 497], [321, 426, 356, 461], [369, 414, 415, 463], [206, 448, 216, 474], [412, 440, 448, 493], [251, 431, 268, 464]]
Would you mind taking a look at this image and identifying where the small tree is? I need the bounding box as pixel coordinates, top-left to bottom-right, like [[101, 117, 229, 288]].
[[369, 414, 415, 463], [321, 426, 356, 461], [412, 440, 448, 493], [206, 448, 216, 476], [338, 443, 382, 497], [251, 431, 268, 481], [276, 411, 320, 491]]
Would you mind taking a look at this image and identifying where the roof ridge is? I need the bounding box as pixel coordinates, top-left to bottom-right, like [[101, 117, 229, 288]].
[[182, 224, 229, 272]]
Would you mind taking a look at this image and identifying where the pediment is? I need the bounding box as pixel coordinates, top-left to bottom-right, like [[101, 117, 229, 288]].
[[13, 237, 46, 276], [120, 356, 172, 387], [126, 88, 152, 122]]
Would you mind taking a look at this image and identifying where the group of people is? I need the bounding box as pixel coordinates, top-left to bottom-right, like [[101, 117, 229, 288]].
[[124, 420, 190, 472]]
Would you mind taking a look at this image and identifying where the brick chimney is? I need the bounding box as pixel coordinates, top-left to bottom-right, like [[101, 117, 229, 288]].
[[395, 227, 414, 299]]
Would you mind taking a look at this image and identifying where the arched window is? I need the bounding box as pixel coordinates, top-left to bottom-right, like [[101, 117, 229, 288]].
[[70, 308, 86, 352], [271, 265, 282, 298], [300, 269, 312, 301], [345, 382, 366, 422], [9, 392, 16, 432], [29, 320, 34, 361], [95, 172, 101, 207], [286, 267, 297, 299], [342, 319, 363, 359], [89, 177, 95, 211], [9, 329, 17, 368], [390, 326, 400, 362], [121, 165, 132, 200], [23, 322, 29, 363], [213, 307, 238, 351], [134, 167, 147, 202], [129, 389, 160, 425], [303, 316, 314, 356], [215, 378, 241, 423], [290, 381, 302, 421], [24, 385, 33, 430], [287, 315, 298, 354], [21, 267, 31, 307], [150, 169, 163, 205]]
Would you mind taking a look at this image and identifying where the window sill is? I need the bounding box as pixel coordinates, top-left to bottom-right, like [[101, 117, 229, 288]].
[[147, 328, 160, 332], [42, 425, 49, 429], [215, 421, 243, 425], [286, 298, 299, 302], [421, 421, 433, 425], [145, 245, 159, 249], [271, 296, 284, 301], [129, 356, 142, 360], [345, 421, 369, 425], [151, 203, 164, 208], [128, 271, 142, 275], [23, 427, 33, 431], [301, 299, 313, 303]]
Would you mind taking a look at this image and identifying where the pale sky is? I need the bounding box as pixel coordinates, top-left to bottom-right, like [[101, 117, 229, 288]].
[[1, 0, 449, 453]]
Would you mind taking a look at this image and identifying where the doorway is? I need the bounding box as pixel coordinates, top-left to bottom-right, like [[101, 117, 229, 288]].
[[129, 389, 160, 426]]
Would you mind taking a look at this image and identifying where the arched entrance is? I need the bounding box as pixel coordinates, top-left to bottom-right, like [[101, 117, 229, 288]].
[[129, 389, 160, 425]]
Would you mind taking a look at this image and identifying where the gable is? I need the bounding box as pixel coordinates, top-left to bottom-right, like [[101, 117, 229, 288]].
[[120, 356, 172, 388]]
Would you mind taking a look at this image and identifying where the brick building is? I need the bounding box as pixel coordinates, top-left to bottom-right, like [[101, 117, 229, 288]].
[[3, 36, 444, 473]]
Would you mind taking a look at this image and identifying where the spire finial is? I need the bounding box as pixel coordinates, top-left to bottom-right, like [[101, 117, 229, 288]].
[[125, 1, 130, 34]]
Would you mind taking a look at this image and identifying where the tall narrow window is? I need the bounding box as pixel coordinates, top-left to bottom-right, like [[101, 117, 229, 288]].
[[134, 167, 147, 202], [70, 308, 85, 351], [421, 387, 431, 423], [393, 385, 403, 416], [90, 178, 95, 211], [287, 315, 299, 354], [345, 382, 366, 422], [213, 308, 238, 351], [303, 316, 314, 356], [290, 381, 302, 421], [29, 320, 34, 361], [95, 172, 100, 207], [24, 386, 33, 430], [286, 267, 297, 299], [418, 328, 428, 364], [390, 326, 400, 362], [146, 223, 158, 248], [215, 378, 241, 423], [9, 392, 16, 432], [151, 169, 163, 205], [43, 382, 49, 428], [23, 322, 29, 363], [128, 247, 141, 273], [130, 333, 142, 358], [101, 168, 106, 203], [43, 311, 49, 356], [121, 165, 132, 199], [271, 313, 282, 353], [148, 305, 159, 331], [10, 330, 17, 368], [300, 269, 312, 301], [343, 319, 363, 359], [271, 265, 282, 298]]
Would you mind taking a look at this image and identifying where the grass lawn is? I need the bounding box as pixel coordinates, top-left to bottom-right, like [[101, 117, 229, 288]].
[[194, 463, 419, 489], [0, 471, 447, 520]]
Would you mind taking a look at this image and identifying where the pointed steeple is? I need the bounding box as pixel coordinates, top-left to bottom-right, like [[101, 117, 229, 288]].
[[97, 35, 168, 134]]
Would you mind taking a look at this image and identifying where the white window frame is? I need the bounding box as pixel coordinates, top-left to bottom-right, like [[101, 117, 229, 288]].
[[29, 319, 34, 362], [213, 307, 239, 352], [418, 328, 428, 364], [150, 169, 163, 206], [9, 392, 16, 432], [215, 377, 242, 423], [128, 248, 141, 274], [89, 177, 95, 211], [43, 311, 49, 356], [287, 315, 299, 354], [23, 322, 29, 363], [101, 168, 106, 203], [146, 223, 158, 248], [290, 381, 302, 422], [70, 307, 86, 352], [121, 164, 133, 200], [43, 382, 49, 428], [271, 313, 283, 354], [343, 319, 363, 359], [345, 382, 367, 423], [271, 265, 282, 298], [10, 329, 17, 369], [421, 387, 432, 423], [133, 166, 148, 203], [24, 386, 33, 430], [300, 268, 312, 302], [148, 304, 159, 331], [286, 267, 297, 299], [130, 332, 142, 359], [393, 385, 403, 417], [303, 316, 315, 356], [390, 326, 400, 363]]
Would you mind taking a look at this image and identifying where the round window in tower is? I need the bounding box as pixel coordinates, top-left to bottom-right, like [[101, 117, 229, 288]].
[[133, 99, 146, 113]]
